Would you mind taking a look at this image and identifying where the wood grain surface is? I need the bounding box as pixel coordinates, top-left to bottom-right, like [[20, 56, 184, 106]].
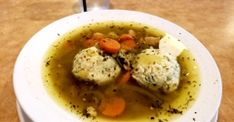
[[0, 0, 233, 122]]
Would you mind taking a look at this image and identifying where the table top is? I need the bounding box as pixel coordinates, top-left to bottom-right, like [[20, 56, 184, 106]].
[[0, 0, 233, 121]]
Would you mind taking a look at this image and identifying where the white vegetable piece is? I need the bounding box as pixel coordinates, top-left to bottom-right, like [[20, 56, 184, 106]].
[[159, 34, 186, 57]]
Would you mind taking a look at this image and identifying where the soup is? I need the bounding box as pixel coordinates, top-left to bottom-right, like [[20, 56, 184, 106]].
[[42, 21, 200, 122]]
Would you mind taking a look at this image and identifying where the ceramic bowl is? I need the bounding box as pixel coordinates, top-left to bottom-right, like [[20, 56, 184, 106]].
[[13, 10, 222, 122]]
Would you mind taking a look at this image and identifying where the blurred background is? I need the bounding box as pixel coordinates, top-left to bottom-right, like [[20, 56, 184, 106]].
[[0, 0, 234, 121]]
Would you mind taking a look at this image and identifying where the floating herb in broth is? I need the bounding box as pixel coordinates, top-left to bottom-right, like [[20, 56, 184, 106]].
[[42, 21, 200, 122]]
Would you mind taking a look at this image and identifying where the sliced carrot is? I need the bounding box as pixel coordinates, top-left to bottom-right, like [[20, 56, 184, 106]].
[[118, 71, 131, 84], [119, 34, 134, 42], [98, 96, 126, 117], [120, 39, 137, 51], [92, 32, 104, 41], [83, 38, 98, 48], [99, 38, 121, 53]]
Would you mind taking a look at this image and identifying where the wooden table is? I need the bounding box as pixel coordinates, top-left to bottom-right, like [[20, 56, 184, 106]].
[[0, 0, 233, 121]]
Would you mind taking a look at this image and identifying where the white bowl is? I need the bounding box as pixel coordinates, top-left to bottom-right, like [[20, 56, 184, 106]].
[[13, 10, 222, 122]]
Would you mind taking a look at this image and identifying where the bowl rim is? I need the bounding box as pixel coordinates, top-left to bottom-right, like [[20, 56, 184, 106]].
[[13, 9, 222, 122]]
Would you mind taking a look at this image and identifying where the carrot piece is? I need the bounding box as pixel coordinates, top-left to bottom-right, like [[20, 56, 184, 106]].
[[83, 39, 98, 48], [92, 32, 104, 41], [120, 39, 137, 51], [98, 96, 126, 117], [118, 71, 131, 84], [99, 38, 121, 53], [119, 34, 134, 42]]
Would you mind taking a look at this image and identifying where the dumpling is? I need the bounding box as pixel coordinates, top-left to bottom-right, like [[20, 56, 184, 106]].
[[132, 48, 180, 92], [72, 46, 121, 85]]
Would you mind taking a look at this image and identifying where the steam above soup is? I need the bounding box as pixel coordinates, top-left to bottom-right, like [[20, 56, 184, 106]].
[[43, 21, 200, 122]]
